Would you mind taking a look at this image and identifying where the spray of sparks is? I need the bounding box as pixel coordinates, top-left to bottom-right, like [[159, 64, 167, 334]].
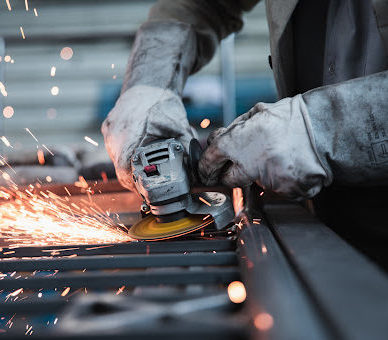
[[0, 183, 132, 247]]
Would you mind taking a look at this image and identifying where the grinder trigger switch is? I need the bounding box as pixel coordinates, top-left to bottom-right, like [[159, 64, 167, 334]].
[[143, 164, 158, 177]]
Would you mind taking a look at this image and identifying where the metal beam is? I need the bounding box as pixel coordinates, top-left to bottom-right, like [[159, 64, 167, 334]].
[[0, 239, 235, 258], [0, 252, 237, 272], [264, 203, 388, 340], [0, 267, 240, 290]]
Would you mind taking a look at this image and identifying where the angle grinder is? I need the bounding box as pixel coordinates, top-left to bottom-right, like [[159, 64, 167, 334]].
[[128, 138, 234, 241]]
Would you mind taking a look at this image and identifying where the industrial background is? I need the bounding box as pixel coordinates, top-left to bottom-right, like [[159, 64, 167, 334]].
[[0, 0, 276, 164]]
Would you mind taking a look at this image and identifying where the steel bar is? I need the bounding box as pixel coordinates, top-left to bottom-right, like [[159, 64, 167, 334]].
[[0, 252, 237, 272], [264, 203, 388, 340], [4, 324, 246, 340], [0, 239, 235, 258], [0, 267, 239, 290], [237, 185, 334, 340]]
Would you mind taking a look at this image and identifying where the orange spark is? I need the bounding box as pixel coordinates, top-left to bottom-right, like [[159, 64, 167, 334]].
[[61, 287, 70, 297], [199, 196, 211, 207], [116, 285, 125, 295], [254, 313, 274, 331], [0, 183, 132, 247], [5, 0, 11, 11], [84, 136, 98, 147], [200, 118, 211, 129], [233, 187, 244, 214], [37, 149, 45, 165], [9, 288, 23, 297], [227, 281, 247, 304], [3, 106, 13, 119], [50, 66, 56, 77], [20, 26, 26, 39], [60, 47, 73, 60]]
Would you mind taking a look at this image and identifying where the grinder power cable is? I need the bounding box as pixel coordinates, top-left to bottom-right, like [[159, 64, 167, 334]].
[[128, 138, 234, 241]]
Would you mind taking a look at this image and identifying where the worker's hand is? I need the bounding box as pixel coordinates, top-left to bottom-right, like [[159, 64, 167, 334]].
[[101, 85, 195, 190], [198, 95, 332, 200]]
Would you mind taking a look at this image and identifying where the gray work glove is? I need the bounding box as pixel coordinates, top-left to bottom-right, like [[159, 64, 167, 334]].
[[198, 94, 331, 200], [101, 21, 197, 190]]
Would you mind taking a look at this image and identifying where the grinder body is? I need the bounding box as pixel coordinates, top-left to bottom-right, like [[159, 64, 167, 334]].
[[129, 139, 234, 241]]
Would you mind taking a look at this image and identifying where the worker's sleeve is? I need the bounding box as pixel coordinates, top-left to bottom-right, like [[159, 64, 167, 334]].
[[303, 71, 388, 186], [148, 0, 260, 72], [122, 0, 260, 93]]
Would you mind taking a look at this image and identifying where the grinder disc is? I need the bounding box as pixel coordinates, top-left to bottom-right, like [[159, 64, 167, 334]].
[[128, 214, 214, 241]]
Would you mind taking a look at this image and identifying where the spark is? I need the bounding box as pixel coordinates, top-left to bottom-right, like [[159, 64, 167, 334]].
[[60, 47, 73, 60], [200, 118, 211, 129], [8, 288, 23, 298], [116, 285, 125, 295], [50, 66, 56, 77], [5, 0, 11, 11], [25, 128, 39, 143], [199, 196, 211, 207], [227, 281, 246, 304], [0, 181, 132, 247], [3, 106, 14, 118], [37, 149, 45, 165], [0, 136, 11, 147], [46, 176, 52, 183], [33, 8, 38, 16], [111, 63, 115, 69], [20, 26, 26, 39], [259, 191, 265, 196], [254, 313, 274, 331], [61, 287, 70, 297], [4, 56, 11, 63], [38, 292, 42, 298], [261, 245, 267, 254], [0, 82, 8, 97], [25, 326, 32, 335], [51, 86, 59, 96], [24, 0, 28, 11], [84, 136, 98, 147], [42, 144, 54, 156], [54, 318, 58, 325], [253, 219, 261, 225]]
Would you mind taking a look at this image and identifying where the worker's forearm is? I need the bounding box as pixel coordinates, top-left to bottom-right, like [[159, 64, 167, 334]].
[[303, 71, 388, 186], [122, 0, 259, 95], [121, 21, 197, 95]]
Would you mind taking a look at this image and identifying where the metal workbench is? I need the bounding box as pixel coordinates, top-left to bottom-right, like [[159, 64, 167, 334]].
[[1, 182, 388, 339]]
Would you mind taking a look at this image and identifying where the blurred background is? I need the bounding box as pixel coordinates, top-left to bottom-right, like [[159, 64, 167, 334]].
[[0, 0, 276, 168]]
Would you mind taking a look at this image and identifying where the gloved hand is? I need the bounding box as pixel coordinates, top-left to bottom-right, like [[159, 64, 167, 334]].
[[101, 85, 195, 189], [198, 94, 332, 200], [101, 21, 197, 190]]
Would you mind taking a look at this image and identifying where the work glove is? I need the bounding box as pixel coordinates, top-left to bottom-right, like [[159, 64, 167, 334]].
[[198, 94, 332, 200], [101, 21, 197, 190]]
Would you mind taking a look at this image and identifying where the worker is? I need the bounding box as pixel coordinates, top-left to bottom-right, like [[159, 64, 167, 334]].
[[102, 1, 388, 263]]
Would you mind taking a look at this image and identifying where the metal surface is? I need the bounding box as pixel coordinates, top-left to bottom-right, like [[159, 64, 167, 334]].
[[237, 187, 333, 340], [264, 203, 388, 340]]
